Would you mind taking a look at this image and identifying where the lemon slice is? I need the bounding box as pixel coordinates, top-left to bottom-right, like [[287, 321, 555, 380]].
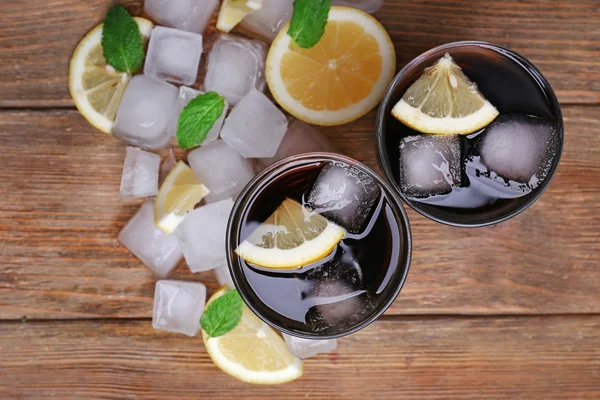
[[154, 161, 210, 234], [235, 199, 345, 269], [217, 0, 262, 33], [391, 53, 499, 135], [69, 17, 153, 133], [202, 287, 303, 384], [266, 6, 396, 126]]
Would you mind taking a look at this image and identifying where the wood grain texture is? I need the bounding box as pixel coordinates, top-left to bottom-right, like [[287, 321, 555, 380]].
[[1, 106, 598, 319], [0, 0, 599, 107], [0, 316, 598, 399]]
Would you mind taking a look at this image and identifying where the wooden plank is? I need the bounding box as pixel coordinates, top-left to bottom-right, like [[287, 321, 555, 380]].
[[0, 106, 598, 319], [0, 316, 598, 399], [0, 0, 599, 107]]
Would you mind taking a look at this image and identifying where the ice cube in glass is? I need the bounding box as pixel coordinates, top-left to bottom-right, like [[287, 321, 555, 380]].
[[240, 0, 294, 40], [283, 333, 337, 359], [221, 89, 288, 158], [120, 147, 161, 199], [144, 26, 203, 85], [152, 280, 206, 336], [204, 34, 267, 105], [174, 199, 234, 273], [144, 0, 218, 34], [188, 140, 255, 203], [118, 200, 183, 277], [113, 75, 177, 150]]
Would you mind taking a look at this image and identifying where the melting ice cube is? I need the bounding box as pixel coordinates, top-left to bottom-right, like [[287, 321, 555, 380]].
[[240, 0, 294, 40], [283, 333, 337, 359], [159, 149, 177, 186], [144, 26, 203, 86], [120, 147, 161, 199], [215, 266, 234, 288], [152, 280, 206, 336], [144, 0, 218, 34]]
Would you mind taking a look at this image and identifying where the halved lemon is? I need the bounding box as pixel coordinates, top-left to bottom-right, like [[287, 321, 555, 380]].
[[69, 17, 153, 133], [217, 0, 262, 33], [154, 161, 210, 234], [202, 287, 303, 385], [391, 53, 499, 134], [266, 6, 396, 126], [235, 199, 345, 269]]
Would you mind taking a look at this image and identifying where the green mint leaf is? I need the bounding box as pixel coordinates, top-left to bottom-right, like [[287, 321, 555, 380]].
[[101, 5, 144, 74], [288, 0, 331, 49], [200, 289, 243, 338], [177, 92, 226, 150]]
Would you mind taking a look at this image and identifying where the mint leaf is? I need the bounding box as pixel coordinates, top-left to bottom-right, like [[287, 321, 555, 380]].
[[200, 289, 243, 338], [177, 92, 226, 150], [288, 0, 331, 49], [102, 5, 144, 74]]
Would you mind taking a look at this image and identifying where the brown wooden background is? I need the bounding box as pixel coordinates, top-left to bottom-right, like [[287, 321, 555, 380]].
[[1, 1, 599, 399]]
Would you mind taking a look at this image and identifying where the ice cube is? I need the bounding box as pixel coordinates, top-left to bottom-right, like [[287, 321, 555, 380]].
[[188, 140, 255, 203], [144, 0, 218, 34], [118, 200, 183, 277], [166, 86, 228, 145], [174, 199, 234, 273], [255, 119, 335, 170], [240, 0, 294, 40], [159, 149, 177, 186], [120, 147, 161, 199], [204, 34, 268, 105], [398, 134, 462, 198], [307, 162, 381, 234], [476, 113, 559, 186], [332, 0, 384, 13], [113, 75, 177, 150], [221, 89, 288, 158], [144, 26, 203, 86], [152, 280, 206, 336], [215, 266, 234, 288], [283, 333, 337, 359]]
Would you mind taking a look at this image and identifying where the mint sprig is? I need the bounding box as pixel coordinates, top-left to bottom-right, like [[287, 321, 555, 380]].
[[201, 289, 243, 338], [101, 5, 145, 74], [177, 92, 226, 150], [288, 0, 332, 49]]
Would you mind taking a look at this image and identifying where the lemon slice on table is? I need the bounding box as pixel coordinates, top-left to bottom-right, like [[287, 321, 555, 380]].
[[392, 53, 499, 134], [235, 199, 345, 269], [154, 161, 210, 234], [69, 17, 153, 133], [202, 287, 303, 385], [217, 0, 262, 33], [266, 6, 396, 126]]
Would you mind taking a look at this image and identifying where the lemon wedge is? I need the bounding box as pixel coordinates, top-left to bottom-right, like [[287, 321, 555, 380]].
[[202, 287, 303, 384], [154, 161, 210, 234], [392, 53, 499, 134], [217, 0, 262, 33], [235, 198, 345, 269]]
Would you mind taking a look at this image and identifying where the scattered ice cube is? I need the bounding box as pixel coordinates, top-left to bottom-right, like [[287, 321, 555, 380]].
[[166, 86, 228, 145], [188, 140, 255, 203], [332, 0, 384, 13], [255, 119, 335, 170], [204, 34, 268, 105], [144, 26, 203, 86], [477, 113, 559, 186], [113, 75, 177, 150], [240, 0, 294, 40], [215, 266, 235, 288], [283, 333, 337, 359], [221, 89, 288, 158], [398, 134, 462, 198], [307, 162, 381, 234], [118, 200, 183, 277], [152, 280, 206, 336], [174, 199, 234, 273], [120, 147, 161, 199], [144, 0, 218, 34], [159, 149, 177, 186]]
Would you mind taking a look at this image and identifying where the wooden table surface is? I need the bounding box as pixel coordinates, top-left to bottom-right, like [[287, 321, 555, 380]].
[[1, 1, 599, 399]]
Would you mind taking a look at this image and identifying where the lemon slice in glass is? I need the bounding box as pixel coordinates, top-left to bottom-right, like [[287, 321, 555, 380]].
[[217, 0, 262, 33], [202, 287, 303, 385], [235, 198, 345, 269], [68, 17, 153, 133], [154, 161, 210, 234], [392, 53, 499, 135]]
